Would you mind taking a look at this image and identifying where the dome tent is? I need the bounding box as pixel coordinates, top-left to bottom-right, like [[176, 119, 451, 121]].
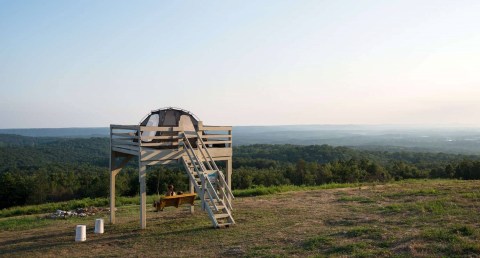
[[139, 107, 200, 142]]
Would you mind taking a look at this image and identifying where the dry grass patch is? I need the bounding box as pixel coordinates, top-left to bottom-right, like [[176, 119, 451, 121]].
[[0, 179, 479, 257]]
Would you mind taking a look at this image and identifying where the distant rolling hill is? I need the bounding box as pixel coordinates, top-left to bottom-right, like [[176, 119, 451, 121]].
[[0, 127, 109, 138], [1, 125, 480, 154]]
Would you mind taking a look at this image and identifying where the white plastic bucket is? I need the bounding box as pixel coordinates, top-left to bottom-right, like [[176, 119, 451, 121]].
[[75, 225, 86, 242], [94, 219, 104, 234]]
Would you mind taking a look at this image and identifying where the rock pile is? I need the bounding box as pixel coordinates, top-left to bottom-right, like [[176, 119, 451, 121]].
[[46, 207, 108, 219]]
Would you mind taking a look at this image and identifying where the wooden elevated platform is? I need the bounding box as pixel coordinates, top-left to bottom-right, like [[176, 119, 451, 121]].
[[109, 121, 233, 229]]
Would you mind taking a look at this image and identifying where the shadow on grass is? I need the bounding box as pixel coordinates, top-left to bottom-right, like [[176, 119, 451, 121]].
[[0, 229, 141, 255], [145, 225, 212, 237]]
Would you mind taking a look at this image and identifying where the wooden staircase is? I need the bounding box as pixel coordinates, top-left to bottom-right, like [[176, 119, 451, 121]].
[[181, 131, 235, 228]]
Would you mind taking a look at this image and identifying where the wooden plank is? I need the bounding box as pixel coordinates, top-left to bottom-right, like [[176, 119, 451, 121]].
[[111, 136, 137, 142], [112, 139, 139, 146], [226, 158, 233, 205], [210, 157, 230, 162], [140, 135, 180, 140], [113, 146, 139, 156], [110, 171, 116, 224], [140, 149, 184, 161], [140, 126, 181, 132], [207, 147, 232, 158], [112, 134, 181, 142], [139, 164, 147, 229], [109, 128, 115, 225], [141, 160, 178, 166], [110, 124, 139, 130], [140, 142, 179, 147], [112, 144, 139, 150], [202, 126, 232, 131], [202, 138, 231, 142], [214, 214, 230, 219], [204, 140, 232, 145], [113, 148, 139, 156], [201, 134, 231, 139], [112, 132, 138, 139], [110, 155, 135, 225]]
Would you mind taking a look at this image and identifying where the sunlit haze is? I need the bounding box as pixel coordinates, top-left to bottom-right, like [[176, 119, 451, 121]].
[[1, 0, 479, 128]]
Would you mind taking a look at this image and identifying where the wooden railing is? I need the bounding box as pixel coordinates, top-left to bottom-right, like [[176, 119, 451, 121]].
[[110, 123, 232, 155], [110, 125, 182, 153], [199, 125, 232, 148]]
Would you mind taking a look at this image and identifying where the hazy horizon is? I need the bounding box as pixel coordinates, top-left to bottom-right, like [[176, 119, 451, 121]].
[[2, 123, 480, 130], [2, 124, 480, 154], [1, 1, 480, 128]]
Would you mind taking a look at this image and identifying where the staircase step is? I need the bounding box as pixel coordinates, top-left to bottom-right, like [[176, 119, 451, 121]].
[[208, 205, 224, 211], [203, 196, 222, 201], [206, 202, 223, 208], [214, 213, 230, 219], [216, 223, 233, 229], [204, 198, 221, 203]]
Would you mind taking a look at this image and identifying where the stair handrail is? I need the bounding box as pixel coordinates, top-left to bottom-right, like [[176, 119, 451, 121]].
[[180, 157, 201, 193], [183, 132, 221, 201], [203, 172, 224, 212], [194, 139, 232, 200], [182, 141, 204, 179], [182, 132, 208, 172], [197, 141, 214, 171], [195, 131, 235, 201], [195, 131, 220, 171], [217, 182, 233, 211], [217, 170, 235, 200], [184, 144, 219, 212], [182, 133, 221, 211]]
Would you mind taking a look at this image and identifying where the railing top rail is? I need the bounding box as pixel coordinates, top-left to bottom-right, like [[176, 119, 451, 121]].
[[200, 125, 232, 131], [110, 124, 139, 130], [111, 124, 181, 130], [111, 124, 232, 131], [139, 126, 181, 132]]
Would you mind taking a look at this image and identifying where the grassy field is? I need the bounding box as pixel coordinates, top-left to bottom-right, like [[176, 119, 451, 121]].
[[0, 179, 479, 257], [0, 183, 361, 219]]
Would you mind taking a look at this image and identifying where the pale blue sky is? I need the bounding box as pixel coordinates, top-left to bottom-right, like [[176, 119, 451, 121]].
[[1, 0, 479, 128]]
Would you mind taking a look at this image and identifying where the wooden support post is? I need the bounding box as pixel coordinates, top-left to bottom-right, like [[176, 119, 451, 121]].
[[139, 162, 147, 229], [189, 178, 195, 214], [110, 150, 116, 224], [110, 155, 133, 224], [201, 176, 206, 211], [109, 126, 116, 225], [226, 157, 233, 203], [109, 153, 132, 225]]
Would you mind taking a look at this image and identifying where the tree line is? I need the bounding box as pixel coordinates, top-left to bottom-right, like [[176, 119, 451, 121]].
[[1, 136, 480, 209]]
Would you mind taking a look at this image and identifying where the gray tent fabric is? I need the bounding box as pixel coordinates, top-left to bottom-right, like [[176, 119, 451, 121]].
[[139, 107, 199, 128], [139, 107, 200, 143], [141, 114, 159, 142]]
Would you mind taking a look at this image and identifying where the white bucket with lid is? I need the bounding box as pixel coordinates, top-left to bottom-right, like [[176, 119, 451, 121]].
[[75, 225, 86, 242], [94, 219, 104, 234]]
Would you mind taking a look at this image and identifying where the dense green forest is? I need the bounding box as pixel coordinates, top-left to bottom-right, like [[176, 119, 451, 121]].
[[1, 134, 480, 209]]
